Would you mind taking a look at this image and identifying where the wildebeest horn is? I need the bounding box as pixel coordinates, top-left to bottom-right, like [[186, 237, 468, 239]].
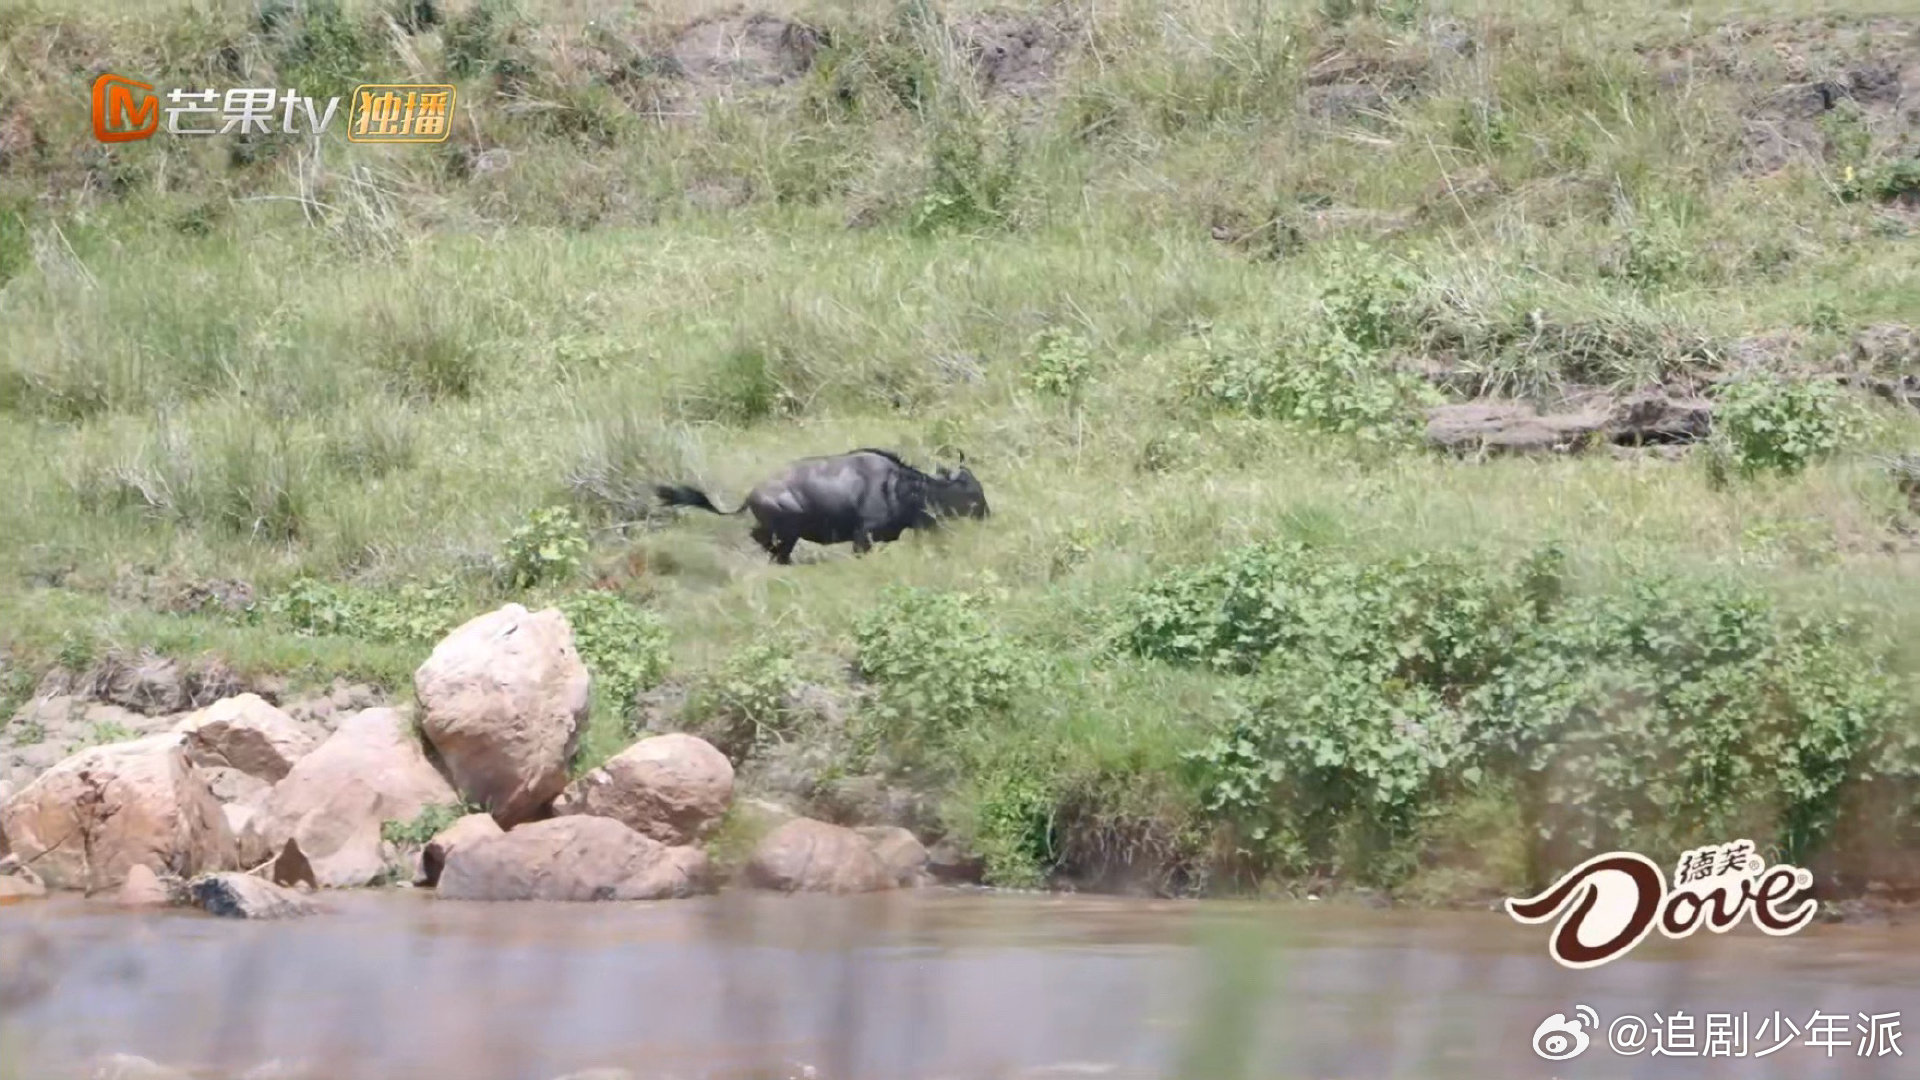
[[956, 450, 967, 466]]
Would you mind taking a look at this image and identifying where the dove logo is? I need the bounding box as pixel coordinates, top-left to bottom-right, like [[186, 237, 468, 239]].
[[1532, 1005, 1598, 1060]]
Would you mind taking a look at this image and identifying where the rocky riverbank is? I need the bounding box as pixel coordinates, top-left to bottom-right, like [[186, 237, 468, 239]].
[[0, 603, 947, 917]]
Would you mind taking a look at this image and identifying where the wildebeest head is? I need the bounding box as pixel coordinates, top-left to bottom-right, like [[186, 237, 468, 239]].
[[928, 461, 989, 520]]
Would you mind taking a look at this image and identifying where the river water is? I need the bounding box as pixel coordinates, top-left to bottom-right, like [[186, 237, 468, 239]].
[[0, 889, 1914, 1080]]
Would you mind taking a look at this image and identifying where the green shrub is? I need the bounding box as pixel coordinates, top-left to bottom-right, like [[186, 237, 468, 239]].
[[264, 575, 469, 645], [553, 588, 669, 729], [1620, 218, 1691, 289], [1022, 327, 1095, 400], [685, 639, 804, 756], [1317, 245, 1423, 352], [1453, 100, 1516, 155], [84, 719, 138, 747], [380, 801, 471, 847], [261, 0, 375, 93], [910, 117, 1021, 235], [1188, 324, 1433, 444], [1841, 159, 1920, 205], [1711, 374, 1852, 476], [855, 587, 1029, 742], [503, 506, 588, 590], [1146, 543, 1907, 883], [443, 0, 526, 80], [969, 764, 1057, 888]]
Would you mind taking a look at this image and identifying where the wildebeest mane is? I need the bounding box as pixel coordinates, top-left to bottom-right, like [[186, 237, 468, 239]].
[[842, 447, 926, 475]]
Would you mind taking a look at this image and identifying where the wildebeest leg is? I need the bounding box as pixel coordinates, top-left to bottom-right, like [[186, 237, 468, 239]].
[[750, 523, 776, 555], [852, 529, 873, 555], [771, 535, 799, 565]]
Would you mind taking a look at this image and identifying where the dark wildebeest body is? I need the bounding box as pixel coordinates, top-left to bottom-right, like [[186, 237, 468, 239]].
[[655, 449, 988, 564]]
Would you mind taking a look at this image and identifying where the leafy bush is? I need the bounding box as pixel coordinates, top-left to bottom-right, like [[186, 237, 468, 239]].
[[1316, 245, 1423, 352], [968, 765, 1057, 888], [84, 719, 138, 748], [259, 0, 374, 92], [1453, 100, 1516, 155], [1187, 324, 1433, 444], [264, 575, 469, 645], [553, 588, 670, 729], [910, 117, 1021, 235], [685, 639, 804, 757], [443, 0, 527, 80], [1711, 374, 1852, 476], [1022, 327, 1095, 400], [855, 587, 1029, 741], [1619, 219, 1691, 289], [1140, 543, 1908, 884], [504, 506, 589, 590], [381, 801, 471, 847]]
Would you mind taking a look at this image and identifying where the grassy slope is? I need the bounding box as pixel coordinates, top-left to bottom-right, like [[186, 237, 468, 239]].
[[3, 0, 1920, 896]]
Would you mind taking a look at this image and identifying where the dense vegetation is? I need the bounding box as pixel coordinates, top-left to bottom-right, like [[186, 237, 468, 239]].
[[3, 0, 1920, 900]]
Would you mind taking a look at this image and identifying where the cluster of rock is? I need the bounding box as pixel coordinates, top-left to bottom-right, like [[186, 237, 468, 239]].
[[0, 603, 936, 917]]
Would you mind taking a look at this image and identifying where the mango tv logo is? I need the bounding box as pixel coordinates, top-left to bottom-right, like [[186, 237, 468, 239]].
[[92, 74, 159, 142], [91, 74, 454, 143]]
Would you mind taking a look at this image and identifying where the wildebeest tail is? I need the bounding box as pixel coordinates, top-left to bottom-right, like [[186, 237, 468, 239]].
[[653, 484, 744, 515]]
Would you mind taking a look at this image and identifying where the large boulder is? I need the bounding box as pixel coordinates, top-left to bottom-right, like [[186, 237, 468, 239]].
[[0, 854, 45, 901], [0, 735, 235, 892], [419, 812, 502, 887], [743, 817, 893, 894], [189, 873, 319, 919], [413, 604, 590, 827], [857, 826, 930, 888], [1425, 400, 1607, 454], [173, 694, 319, 782], [554, 733, 733, 846], [437, 816, 711, 902], [116, 863, 183, 907], [242, 708, 458, 888], [201, 766, 272, 806]]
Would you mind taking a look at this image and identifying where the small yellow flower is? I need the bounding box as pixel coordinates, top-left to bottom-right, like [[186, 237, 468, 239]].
[[1844, 165, 1856, 184]]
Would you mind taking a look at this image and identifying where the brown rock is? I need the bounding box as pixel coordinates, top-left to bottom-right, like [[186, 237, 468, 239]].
[[1425, 401, 1608, 454], [173, 694, 319, 782], [437, 816, 711, 902], [927, 837, 987, 885], [743, 817, 894, 894], [222, 802, 259, 851], [189, 872, 318, 919], [1605, 387, 1713, 445], [554, 733, 733, 846], [668, 14, 820, 90], [420, 813, 502, 887], [1853, 323, 1920, 373], [414, 604, 590, 828], [0, 853, 46, 901], [242, 708, 458, 888], [0, 734, 236, 892], [857, 826, 930, 888], [202, 766, 271, 806], [116, 863, 179, 907], [269, 838, 316, 890]]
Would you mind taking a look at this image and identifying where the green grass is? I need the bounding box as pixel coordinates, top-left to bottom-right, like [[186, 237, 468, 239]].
[[3, 0, 1920, 898]]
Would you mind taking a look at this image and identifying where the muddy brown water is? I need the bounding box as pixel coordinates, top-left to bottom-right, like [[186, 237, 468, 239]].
[[1, 889, 1915, 1080]]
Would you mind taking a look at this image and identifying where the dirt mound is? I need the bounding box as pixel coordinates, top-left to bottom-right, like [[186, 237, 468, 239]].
[[956, 13, 1074, 98], [1709, 17, 1920, 174], [666, 12, 821, 92], [1296, 21, 1475, 127], [1426, 386, 1713, 457]]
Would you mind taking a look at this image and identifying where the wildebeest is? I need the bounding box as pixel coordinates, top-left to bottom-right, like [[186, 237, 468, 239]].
[[654, 448, 989, 564]]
